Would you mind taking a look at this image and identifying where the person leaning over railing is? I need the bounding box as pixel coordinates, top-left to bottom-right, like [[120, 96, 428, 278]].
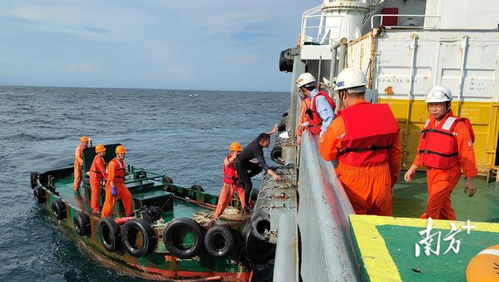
[[318, 68, 401, 216]]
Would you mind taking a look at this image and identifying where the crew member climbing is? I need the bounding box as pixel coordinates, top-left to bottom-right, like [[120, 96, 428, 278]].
[[101, 145, 133, 218], [235, 126, 281, 212], [404, 85, 477, 220]]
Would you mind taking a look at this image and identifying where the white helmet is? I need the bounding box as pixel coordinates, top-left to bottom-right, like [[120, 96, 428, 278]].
[[335, 68, 367, 90], [426, 85, 453, 103], [296, 73, 316, 88]]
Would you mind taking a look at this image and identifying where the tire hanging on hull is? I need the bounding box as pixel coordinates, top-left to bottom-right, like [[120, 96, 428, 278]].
[[122, 218, 156, 257], [163, 217, 204, 259]]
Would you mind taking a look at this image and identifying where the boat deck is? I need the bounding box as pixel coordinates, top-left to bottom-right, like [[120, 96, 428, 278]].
[[392, 171, 499, 222], [53, 172, 212, 221]]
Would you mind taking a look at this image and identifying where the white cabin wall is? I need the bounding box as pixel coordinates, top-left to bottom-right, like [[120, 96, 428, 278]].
[[425, 0, 499, 29]]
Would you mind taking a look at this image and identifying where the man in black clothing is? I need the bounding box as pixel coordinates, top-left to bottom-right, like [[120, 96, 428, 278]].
[[235, 129, 281, 210]]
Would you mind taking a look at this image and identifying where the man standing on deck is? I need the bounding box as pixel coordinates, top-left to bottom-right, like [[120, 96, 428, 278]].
[[319, 68, 402, 216], [404, 85, 477, 220], [89, 144, 108, 213], [73, 135, 89, 193], [296, 73, 336, 138], [235, 126, 281, 212], [101, 145, 133, 218]]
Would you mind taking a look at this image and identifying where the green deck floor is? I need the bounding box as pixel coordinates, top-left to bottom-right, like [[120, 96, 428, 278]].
[[392, 171, 499, 222]]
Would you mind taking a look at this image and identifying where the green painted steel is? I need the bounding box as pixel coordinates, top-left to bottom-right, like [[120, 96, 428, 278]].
[[377, 225, 498, 282]]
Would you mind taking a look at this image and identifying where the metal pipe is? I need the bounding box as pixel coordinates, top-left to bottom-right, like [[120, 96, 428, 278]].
[[338, 37, 348, 73], [273, 212, 298, 282], [328, 41, 341, 90], [457, 35, 469, 116], [402, 34, 418, 166]]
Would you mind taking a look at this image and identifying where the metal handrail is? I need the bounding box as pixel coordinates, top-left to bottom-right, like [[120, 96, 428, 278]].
[[370, 14, 441, 29], [297, 131, 360, 281], [300, 7, 345, 46]]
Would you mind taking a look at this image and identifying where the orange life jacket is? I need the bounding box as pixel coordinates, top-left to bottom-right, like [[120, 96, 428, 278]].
[[223, 154, 238, 184], [338, 102, 399, 166], [110, 157, 126, 183], [90, 155, 106, 181], [418, 114, 474, 169], [307, 91, 336, 135]]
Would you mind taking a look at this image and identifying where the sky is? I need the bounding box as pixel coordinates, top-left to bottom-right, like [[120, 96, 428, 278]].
[[0, 0, 320, 91]]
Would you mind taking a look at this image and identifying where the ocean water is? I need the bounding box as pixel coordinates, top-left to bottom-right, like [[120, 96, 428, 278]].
[[0, 86, 289, 281]]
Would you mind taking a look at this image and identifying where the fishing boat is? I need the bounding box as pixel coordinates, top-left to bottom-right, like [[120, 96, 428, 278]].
[[29, 143, 276, 281]]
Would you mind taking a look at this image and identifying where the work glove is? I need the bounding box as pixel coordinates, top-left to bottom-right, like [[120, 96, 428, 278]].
[[111, 185, 117, 197]]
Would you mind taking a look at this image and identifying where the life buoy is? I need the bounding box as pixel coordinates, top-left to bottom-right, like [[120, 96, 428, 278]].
[[122, 218, 156, 257], [52, 199, 67, 220], [162, 217, 203, 259], [99, 218, 121, 252], [73, 212, 91, 236], [30, 172, 39, 189], [242, 220, 275, 265], [33, 186, 46, 203], [204, 225, 236, 257]]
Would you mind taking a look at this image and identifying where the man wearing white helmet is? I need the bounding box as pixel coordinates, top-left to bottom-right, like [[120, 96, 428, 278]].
[[295, 73, 336, 139], [319, 67, 401, 216], [404, 85, 477, 220]]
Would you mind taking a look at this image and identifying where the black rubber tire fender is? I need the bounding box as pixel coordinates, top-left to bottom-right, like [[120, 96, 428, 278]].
[[204, 225, 235, 257], [98, 217, 121, 252], [250, 211, 271, 241], [33, 186, 46, 203], [190, 184, 204, 192], [242, 220, 276, 265], [52, 199, 67, 220], [122, 218, 156, 257], [73, 212, 91, 236], [30, 172, 39, 189], [162, 217, 203, 259]]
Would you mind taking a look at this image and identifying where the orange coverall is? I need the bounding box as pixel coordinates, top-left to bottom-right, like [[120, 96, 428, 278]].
[[101, 158, 133, 218], [73, 144, 85, 191], [412, 113, 477, 220], [89, 155, 108, 212], [296, 98, 311, 138], [319, 100, 402, 216], [214, 155, 246, 218]]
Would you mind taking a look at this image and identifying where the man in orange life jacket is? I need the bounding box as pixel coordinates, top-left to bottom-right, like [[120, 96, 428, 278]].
[[214, 142, 246, 219], [296, 73, 336, 138], [89, 144, 108, 213], [404, 85, 477, 220], [101, 145, 133, 218], [73, 135, 89, 193], [319, 68, 402, 216]]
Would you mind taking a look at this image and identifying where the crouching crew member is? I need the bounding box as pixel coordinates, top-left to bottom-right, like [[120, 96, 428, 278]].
[[319, 68, 402, 216], [73, 135, 89, 193], [296, 72, 336, 137], [235, 126, 282, 212], [89, 144, 108, 213], [214, 142, 246, 219], [101, 145, 133, 218], [404, 85, 477, 220]]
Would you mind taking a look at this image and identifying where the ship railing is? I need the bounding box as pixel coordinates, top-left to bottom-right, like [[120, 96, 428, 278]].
[[295, 131, 361, 281], [300, 5, 345, 47], [370, 14, 441, 29]]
